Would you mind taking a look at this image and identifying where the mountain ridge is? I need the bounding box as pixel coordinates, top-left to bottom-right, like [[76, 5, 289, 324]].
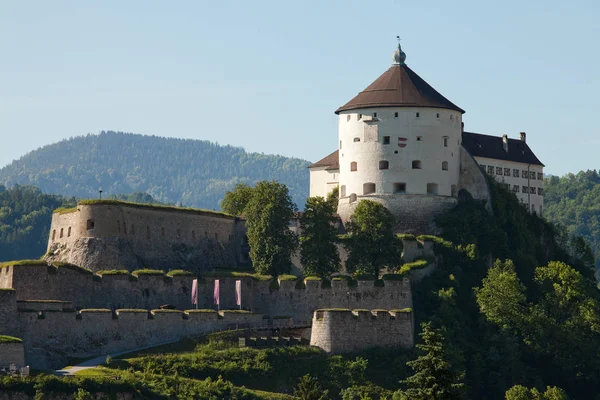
[[0, 131, 311, 210]]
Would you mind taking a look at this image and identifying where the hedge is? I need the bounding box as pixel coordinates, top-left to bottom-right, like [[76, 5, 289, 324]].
[[167, 269, 196, 277], [397, 233, 416, 241], [0, 335, 22, 344], [277, 274, 298, 281], [132, 269, 165, 277], [97, 269, 130, 276]]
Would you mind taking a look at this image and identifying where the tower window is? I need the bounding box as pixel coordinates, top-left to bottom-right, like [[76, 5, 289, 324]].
[[353, 137, 360, 142], [383, 136, 390, 144], [52, 230, 56, 241], [436, 113, 440, 118], [67, 227, 71, 237], [379, 160, 389, 170], [363, 183, 376, 195], [192, 230, 196, 240], [394, 150, 398, 154], [373, 112, 377, 117], [412, 160, 422, 169], [427, 183, 439, 195], [358, 114, 362, 120], [350, 162, 357, 172], [513, 185, 519, 193], [416, 112, 420, 118], [504, 168, 511, 176], [346, 115, 351, 122], [393, 183, 406, 194], [450, 115, 454, 120], [60, 228, 64, 238], [349, 193, 357, 203], [496, 167, 502, 175], [416, 136, 423, 141], [339, 140, 342, 149], [442, 161, 448, 171], [87, 219, 95, 230], [488, 166, 494, 175], [443, 136, 448, 147], [394, 112, 399, 118], [340, 185, 346, 197], [513, 169, 519, 177]]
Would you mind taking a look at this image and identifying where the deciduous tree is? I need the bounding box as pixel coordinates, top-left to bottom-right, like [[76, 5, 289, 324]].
[[220, 183, 254, 216], [300, 196, 340, 278]]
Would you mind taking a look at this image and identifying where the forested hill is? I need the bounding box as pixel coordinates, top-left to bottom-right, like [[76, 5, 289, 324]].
[[0, 131, 311, 209], [544, 170, 600, 269]]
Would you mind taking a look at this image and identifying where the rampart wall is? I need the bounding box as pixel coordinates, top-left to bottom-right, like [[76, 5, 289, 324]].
[[458, 146, 492, 210], [46, 203, 248, 273], [0, 342, 25, 368], [310, 309, 414, 353], [14, 309, 264, 369]]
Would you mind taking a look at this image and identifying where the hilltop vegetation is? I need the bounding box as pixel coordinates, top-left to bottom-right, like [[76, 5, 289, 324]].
[[544, 170, 600, 269], [0, 131, 310, 210]]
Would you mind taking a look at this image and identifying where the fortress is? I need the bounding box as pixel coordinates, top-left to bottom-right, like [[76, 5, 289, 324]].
[[0, 40, 545, 371]]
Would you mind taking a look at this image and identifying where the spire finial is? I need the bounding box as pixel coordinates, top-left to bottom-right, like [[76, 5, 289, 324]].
[[393, 36, 406, 66]]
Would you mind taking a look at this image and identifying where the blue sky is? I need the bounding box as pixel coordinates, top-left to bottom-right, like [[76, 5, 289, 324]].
[[1, 0, 598, 175]]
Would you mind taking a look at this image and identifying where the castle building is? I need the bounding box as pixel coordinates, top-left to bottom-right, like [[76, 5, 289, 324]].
[[309, 40, 544, 231]]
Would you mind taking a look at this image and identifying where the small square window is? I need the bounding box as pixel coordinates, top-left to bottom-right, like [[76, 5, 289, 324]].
[[416, 136, 423, 141], [496, 167, 502, 175], [373, 112, 377, 118], [531, 187, 537, 194], [487, 166, 494, 174], [416, 112, 420, 118], [530, 171, 536, 179], [443, 136, 448, 147], [537, 172, 543, 180], [522, 185, 528, 193], [538, 187, 544, 195], [383, 136, 390, 144], [504, 168, 510, 176], [522, 170, 528, 178], [513, 169, 519, 177]]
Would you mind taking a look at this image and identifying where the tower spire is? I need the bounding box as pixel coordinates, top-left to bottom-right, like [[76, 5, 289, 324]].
[[393, 36, 406, 66]]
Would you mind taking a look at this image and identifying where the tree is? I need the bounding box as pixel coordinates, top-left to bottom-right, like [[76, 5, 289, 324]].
[[345, 200, 403, 277], [474, 259, 527, 331], [244, 181, 298, 276], [505, 385, 568, 400], [220, 183, 255, 216], [293, 374, 330, 400], [397, 322, 465, 400], [300, 196, 340, 278]]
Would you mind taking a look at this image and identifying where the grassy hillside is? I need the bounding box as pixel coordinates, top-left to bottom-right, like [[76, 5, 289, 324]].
[[0, 131, 310, 210]]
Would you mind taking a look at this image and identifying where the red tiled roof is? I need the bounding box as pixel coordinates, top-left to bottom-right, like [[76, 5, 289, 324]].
[[308, 150, 339, 169], [336, 64, 464, 114]]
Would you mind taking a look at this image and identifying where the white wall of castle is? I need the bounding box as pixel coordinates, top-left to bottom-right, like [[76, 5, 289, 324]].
[[474, 156, 544, 215], [337, 107, 463, 202], [308, 166, 339, 198]]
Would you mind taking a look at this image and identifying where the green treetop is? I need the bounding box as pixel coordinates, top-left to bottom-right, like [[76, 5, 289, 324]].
[[300, 196, 340, 278], [345, 200, 403, 278], [220, 183, 255, 216]]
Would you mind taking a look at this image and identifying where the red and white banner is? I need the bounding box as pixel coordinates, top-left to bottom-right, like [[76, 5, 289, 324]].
[[214, 279, 220, 306], [191, 279, 198, 305], [235, 280, 242, 306]]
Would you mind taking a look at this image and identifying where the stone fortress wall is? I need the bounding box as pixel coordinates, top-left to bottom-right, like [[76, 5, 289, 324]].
[[46, 202, 248, 273], [310, 309, 414, 353]]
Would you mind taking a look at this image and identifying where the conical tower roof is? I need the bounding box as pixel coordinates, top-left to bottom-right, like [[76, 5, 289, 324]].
[[335, 41, 465, 114]]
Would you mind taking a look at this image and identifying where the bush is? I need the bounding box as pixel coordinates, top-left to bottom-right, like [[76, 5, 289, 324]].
[[96, 269, 129, 276], [0, 335, 22, 344], [396, 234, 416, 241], [278, 274, 298, 281], [167, 269, 196, 277], [132, 269, 165, 276]]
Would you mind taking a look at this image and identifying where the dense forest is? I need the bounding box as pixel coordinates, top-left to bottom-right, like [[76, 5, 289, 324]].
[[544, 170, 600, 269], [0, 131, 310, 210]]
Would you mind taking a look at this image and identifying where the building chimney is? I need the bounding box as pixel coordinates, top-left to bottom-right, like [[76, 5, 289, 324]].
[[519, 131, 526, 142], [502, 134, 509, 153]]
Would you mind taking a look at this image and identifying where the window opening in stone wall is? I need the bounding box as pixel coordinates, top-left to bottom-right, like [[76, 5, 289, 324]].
[[451, 184, 457, 197], [340, 185, 346, 197], [394, 112, 398, 118], [496, 167, 502, 175], [412, 160, 422, 169], [538, 172, 543, 180], [147, 226, 151, 239], [393, 183, 406, 194], [363, 183, 376, 195], [530, 187, 537, 194], [353, 137, 360, 142], [504, 168, 511, 176], [427, 183, 439, 195], [379, 160, 389, 170], [436, 113, 440, 118], [60, 228, 64, 238], [358, 114, 362, 120], [67, 227, 71, 237], [349, 193, 357, 203], [522, 170, 527, 178], [487, 166, 494, 174], [87, 219, 95, 230], [540, 206, 543, 217], [383, 136, 390, 144], [443, 136, 448, 147], [450, 115, 453, 120], [350, 162, 357, 172], [530, 171, 536, 180], [398, 137, 407, 148], [442, 161, 448, 171], [340, 140, 342, 149], [513, 169, 519, 177], [522, 186, 528, 193], [161, 227, 165, 237], [480, 164, 486, 171], [373, 112, 377, 117], [416, 112, 420, 118], [123, 222, 127, 234], [394, 150, 399, 154], [416, 136, 422, 141], [52, 230, 56, 241]]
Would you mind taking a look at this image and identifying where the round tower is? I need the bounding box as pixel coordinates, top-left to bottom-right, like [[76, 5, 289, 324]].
[[336, 39, 465, 233]]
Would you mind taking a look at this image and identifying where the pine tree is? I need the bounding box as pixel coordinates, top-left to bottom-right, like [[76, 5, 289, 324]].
[[398, 322, 465, 400], [293, 374, 330, 400]]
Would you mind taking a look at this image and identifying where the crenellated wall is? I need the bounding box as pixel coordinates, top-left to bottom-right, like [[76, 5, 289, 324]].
[[310, 309, 414, 353], [16, 309, 264, 369], [45, 202, 248, 273]]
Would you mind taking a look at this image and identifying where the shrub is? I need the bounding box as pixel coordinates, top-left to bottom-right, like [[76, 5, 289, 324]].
[[79, 309, 111, 313], [278, 274, 298, 281], [304, 276, 322, 281], [96, 269, 130, 276], [0, 335, 22, 344], [52, 262, 93, 275], [389, 308, 412, 313], [105, 355, 112, 366], [397, 234, 416, 241]]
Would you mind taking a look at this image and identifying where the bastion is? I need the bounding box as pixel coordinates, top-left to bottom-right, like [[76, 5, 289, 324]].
[[45, 200, 249, 273], [310, 308, 414, 353]]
